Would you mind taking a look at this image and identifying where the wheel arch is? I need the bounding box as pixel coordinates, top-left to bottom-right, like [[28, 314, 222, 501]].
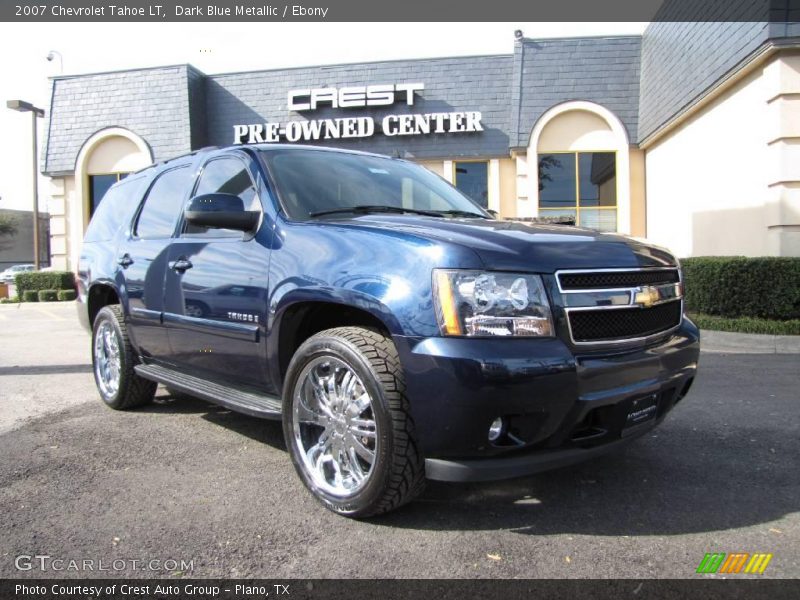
[[87, 281, 122, 327], [269, 291, 402, 390]]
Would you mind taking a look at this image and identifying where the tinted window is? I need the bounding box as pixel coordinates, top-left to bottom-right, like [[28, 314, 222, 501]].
[[539, 153, 576, 208], [89, 175, 118, 216], [135, 167, 191, 239], [578, 152, 616, 207], [84, 175, 146, 243], [538, 152, 617, 232], [260, 149, 486, 221], [454, 161, 488, 207], [185, 158, 259, 236]]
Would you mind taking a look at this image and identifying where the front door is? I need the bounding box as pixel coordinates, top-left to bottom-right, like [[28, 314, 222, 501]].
[[163, 154, 271, 390], [121, 165, 193, 362]]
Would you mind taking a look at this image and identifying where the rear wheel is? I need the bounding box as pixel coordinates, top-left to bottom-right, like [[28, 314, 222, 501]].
[[92, 305, 156, 410], [282, 327, 425, 517]]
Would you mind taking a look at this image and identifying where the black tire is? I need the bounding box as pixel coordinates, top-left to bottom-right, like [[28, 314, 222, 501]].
[[91, 305, 156, 410], [282, 326, 425, 517]]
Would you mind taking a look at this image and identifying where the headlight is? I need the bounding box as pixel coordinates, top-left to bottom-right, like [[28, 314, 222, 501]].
[[432, 269, 553, 337]]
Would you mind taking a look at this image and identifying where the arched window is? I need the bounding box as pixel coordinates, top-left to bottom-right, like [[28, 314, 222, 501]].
[[84, 136, 148, 216], [528, 102, 631, 233], [66, 128, 152, 270]]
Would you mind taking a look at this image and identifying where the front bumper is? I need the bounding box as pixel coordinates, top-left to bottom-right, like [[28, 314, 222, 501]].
[[394, 318, 700, 482]]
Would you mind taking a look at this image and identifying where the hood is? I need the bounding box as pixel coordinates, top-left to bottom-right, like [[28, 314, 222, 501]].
[[315, 216, 677, 272]]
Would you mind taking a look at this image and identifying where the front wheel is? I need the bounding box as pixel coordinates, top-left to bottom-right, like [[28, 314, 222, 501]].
[[282, 327, 425, 517]]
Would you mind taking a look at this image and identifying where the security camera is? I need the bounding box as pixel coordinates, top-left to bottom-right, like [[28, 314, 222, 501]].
[[514, 30, 524, 40], [46, 52, 55, 61]]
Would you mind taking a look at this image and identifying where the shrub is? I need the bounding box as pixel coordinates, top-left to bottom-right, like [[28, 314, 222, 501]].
[[689, 312, 800, 335], [38, 289, 59, 302], [21, 290, 39, 302], [682, 257, 800, 320], [0, 296, 19, 304], [57, 289, 77, 302], [14, 271, 75, 298]]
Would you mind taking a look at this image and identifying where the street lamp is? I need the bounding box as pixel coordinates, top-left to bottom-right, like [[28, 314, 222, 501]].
[[7, 100, 46, 271]]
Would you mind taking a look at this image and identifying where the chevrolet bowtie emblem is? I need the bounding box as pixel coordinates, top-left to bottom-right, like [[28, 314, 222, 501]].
[[634, 286, 661, 308]]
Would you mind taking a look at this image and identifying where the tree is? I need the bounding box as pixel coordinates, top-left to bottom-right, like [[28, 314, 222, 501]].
[[0, 213, 18, 253], [538, 155, 562, 191], [0, 213, 17, 237]]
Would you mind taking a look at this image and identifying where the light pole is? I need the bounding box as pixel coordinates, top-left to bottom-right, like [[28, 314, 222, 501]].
[[7, 100, 46, 270]]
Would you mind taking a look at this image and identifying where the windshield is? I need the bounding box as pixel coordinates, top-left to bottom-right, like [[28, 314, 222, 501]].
[[260, 148, 488, 221]]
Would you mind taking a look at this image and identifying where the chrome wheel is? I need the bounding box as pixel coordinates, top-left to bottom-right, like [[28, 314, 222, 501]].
[[184, 303, 204, 318], [292, 356, 378, 498], [94, 321, 121, 397]]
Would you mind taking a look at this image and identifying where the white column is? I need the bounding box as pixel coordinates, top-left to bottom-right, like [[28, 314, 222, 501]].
[[442, 160, 454, 184], [516, 153, 534, 218], [764, 54, 800, 256], [47, 177, 69, 271], [488, 159, 500, 213]]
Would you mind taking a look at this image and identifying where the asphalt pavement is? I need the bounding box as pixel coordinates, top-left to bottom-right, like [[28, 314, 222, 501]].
[[0, 302, 798, 578]]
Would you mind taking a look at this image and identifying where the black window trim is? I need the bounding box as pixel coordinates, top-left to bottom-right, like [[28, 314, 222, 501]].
[[131, 163, 193, 241], [176, 151, 265, 241]]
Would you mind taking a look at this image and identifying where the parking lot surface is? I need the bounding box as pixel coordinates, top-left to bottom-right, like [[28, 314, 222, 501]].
[[0, 302, 798, 578]]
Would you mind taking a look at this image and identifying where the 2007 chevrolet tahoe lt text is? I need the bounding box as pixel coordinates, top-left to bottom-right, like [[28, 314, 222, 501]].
[[78, 145, 700, 517]]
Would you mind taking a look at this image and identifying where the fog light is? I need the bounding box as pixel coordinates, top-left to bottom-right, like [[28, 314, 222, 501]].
[[488, 417, 505, 442]]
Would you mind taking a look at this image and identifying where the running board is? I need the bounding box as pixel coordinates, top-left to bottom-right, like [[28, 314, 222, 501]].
[[134, 363, 282, 420]]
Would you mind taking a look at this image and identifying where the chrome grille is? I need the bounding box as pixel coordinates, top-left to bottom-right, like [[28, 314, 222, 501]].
[[558, 269, 679, 290], [556, 267, 683, 345]]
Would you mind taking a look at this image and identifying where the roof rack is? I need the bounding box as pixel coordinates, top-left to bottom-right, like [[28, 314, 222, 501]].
[[131, 146, 219, 175]]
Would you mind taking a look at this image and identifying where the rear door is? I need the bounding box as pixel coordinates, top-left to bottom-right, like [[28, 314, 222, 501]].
[[119, 164, 193, 362], [163, 152, 272, 390]]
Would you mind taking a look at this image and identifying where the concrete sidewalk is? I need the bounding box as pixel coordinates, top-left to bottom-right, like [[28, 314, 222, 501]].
[[700, 329, 800, 354]]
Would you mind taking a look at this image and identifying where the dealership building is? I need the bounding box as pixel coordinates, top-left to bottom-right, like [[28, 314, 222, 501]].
[[41, 20, 800, 271]]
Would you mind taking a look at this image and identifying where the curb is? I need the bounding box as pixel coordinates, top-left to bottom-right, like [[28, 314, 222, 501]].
[[700, 329, 800, 354]]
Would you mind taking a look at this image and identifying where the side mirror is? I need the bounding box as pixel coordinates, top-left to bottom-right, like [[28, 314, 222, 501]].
[[184, 193, 260, 231]]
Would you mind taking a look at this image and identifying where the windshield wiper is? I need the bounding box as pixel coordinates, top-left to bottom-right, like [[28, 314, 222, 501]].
[[308, 205, 444, 218], [434, 209, 490, 219]]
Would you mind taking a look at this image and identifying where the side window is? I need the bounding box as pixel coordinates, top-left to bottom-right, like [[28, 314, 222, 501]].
[[135, 167, 191, 239], [184, 157, 260, 236]]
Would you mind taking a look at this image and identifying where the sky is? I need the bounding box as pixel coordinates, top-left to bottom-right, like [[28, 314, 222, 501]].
[[0, 22, 647, 212]]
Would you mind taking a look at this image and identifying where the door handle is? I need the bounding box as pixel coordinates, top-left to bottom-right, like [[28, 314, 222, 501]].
[[117, 254, 133, 268], [169, 258, 193, 272]]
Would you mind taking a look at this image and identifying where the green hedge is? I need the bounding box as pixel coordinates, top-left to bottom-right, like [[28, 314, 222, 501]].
[[57, 289, 76, 301], [682, 257, 800, 320], [688, 312, 800, 336], [21, 290, 39, 302], [14, 271, 75, 299], [37, 289, 58, 302]]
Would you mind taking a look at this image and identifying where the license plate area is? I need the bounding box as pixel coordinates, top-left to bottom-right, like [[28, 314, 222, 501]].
[[621, 393, 659, 437]]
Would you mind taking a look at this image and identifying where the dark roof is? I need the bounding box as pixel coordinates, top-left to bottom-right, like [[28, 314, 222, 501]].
[[41, 21, 799, 174], [638, 21, 770, 142], [42, 65, 201, 175], [512, 36, 642, 147], [204, 54, 514, 160]]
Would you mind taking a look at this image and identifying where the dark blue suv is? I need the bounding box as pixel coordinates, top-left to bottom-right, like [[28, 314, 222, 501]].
[[78, 145, 699, 517]]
